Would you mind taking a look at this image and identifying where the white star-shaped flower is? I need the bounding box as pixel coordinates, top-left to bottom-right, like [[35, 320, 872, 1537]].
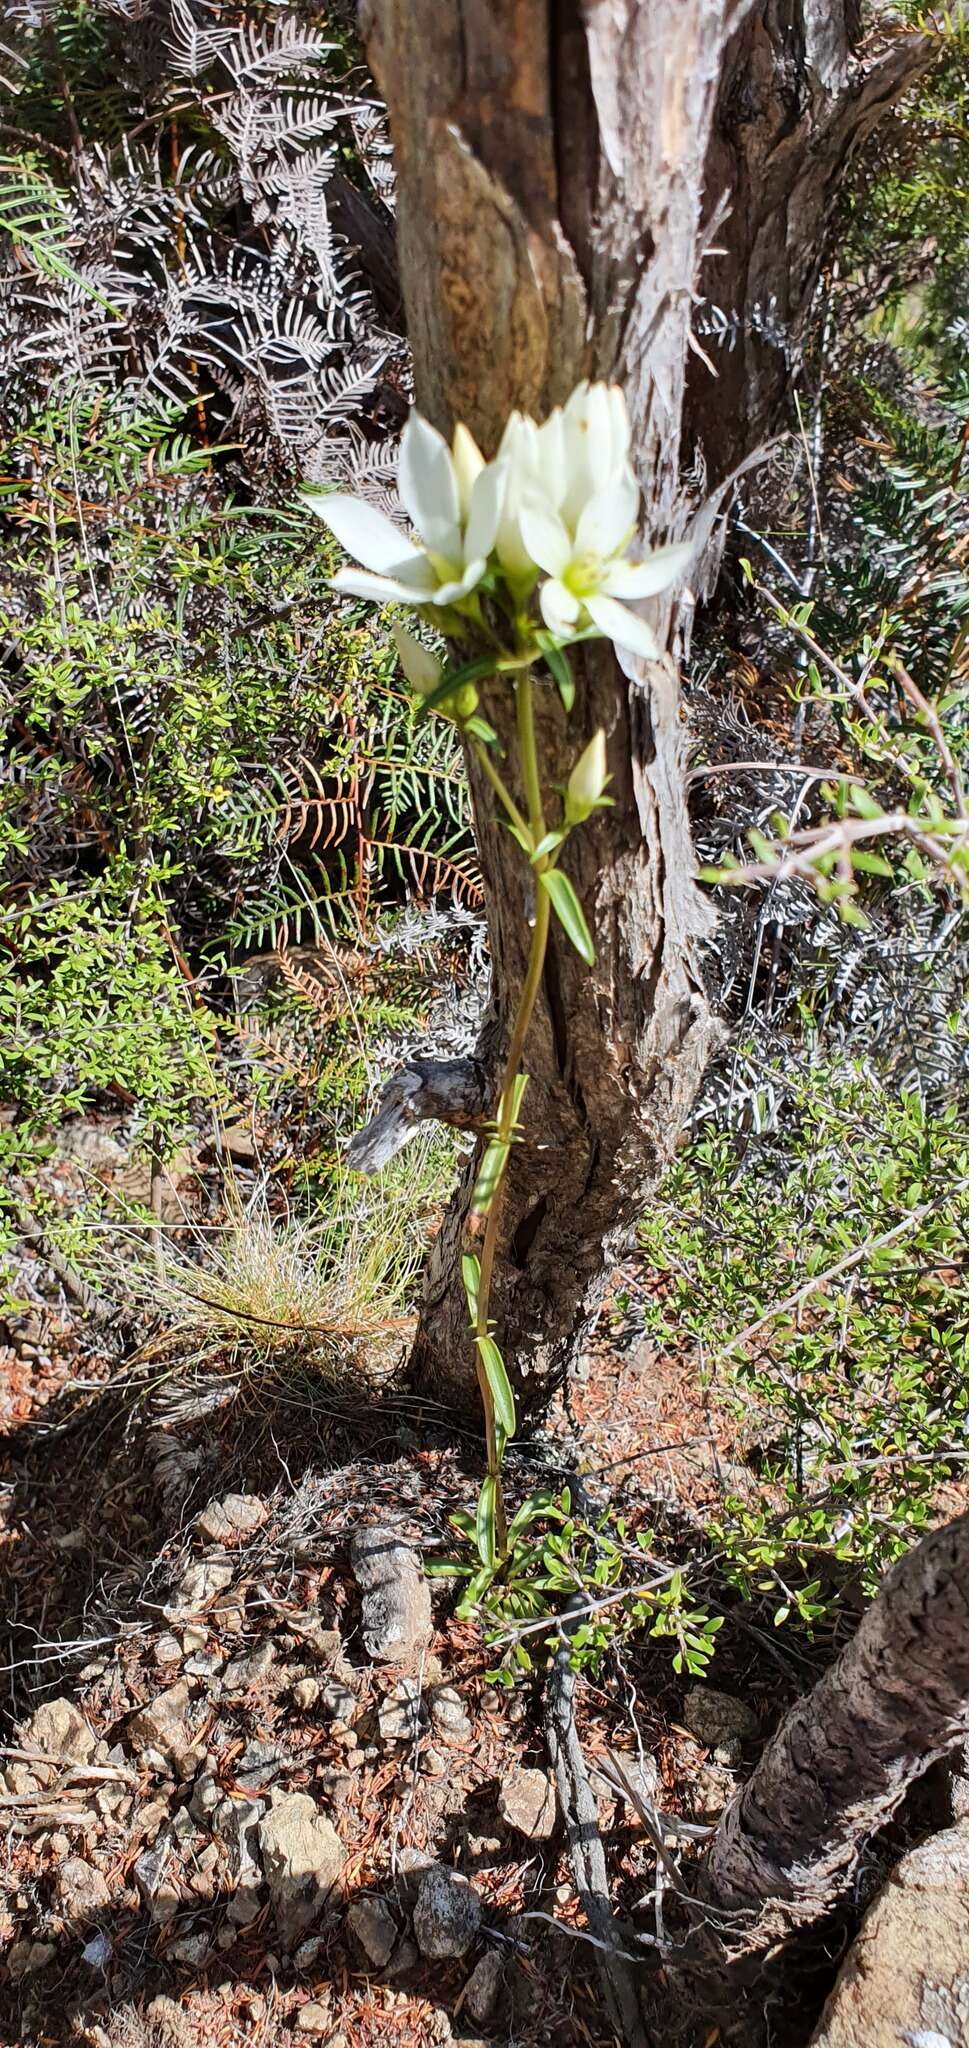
[[304, 412, 505, 610]]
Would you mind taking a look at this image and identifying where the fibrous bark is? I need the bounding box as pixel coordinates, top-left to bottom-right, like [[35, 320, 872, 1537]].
[[357, 0, 929, 1410], [700, 1512, 969, 2007]]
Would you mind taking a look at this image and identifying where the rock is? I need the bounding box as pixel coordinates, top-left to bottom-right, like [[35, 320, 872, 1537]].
[[8, 1940, 57, 1980], [196, 1493, 268, 1544], [497, 1768, 557, 1842], [154, 1633, 184, 1669], [949, 1737, 969, 1822], [223, 1641, 276, 1693], [349, 1524, 432, 1667], [133, 1833, 180, 1922], [810, 1821, 969, 2048], [184, 1650, 224, 1679], [167, 1929, 210, 1966], [321, 1677, 357, 1724], [412, 1865, 482, 1959], [165, 1558, 234, 1618], [235, 1737, 284, 1791], [214, 1794, 265, 1878], [56, 1857, 111, 1918], [23, 1698, 96, 1774], [293, 1677, 321, 1710], [227, 1882, 262, 1926], [379, 1678, 424, 1745], [347, 1896, 398, 1968], [431, 1686, 472, 1741], [295, 2003, 333, 2034], [682, 1685, 758, 1762], [463, 1948, 505, 2027], [591, 1753, 660, 1816], [190, 1771, 221, 1821], [257, 1792, 346, 1946], [387, 1935, 420, 1977], [127, 1685, 197, 1772], [690, 1761, 736, 1819]]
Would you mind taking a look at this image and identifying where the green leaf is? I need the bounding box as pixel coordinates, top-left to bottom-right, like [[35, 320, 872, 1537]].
[[531, 829, 566, 863], [464, 714, 500, 745], [472, 1136, 510, 1214], [461, 1253, 480, 1326], [536, 631, 575, 711], [476, 1473, 497, 1567], [424, 1556, 474, 1579], [539, 869, 595, 964], [476, 1333, 517, 1439]]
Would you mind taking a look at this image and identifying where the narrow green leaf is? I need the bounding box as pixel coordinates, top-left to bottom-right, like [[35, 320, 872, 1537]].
[[476, 1333, 517, 1439], [472, 1136, 510, 1214], [461, 1253, 480, 1326], [536, 631, 575, 710], [476, 1473, 497, 1567], [539, 868, 595, 965], [531, 829, 566, 863]]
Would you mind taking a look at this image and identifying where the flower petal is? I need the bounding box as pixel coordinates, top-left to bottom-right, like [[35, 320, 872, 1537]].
[[464, 459, 506, 563], [585, 592, 660, 659], [540, 577, 581, 638], [602, 538, 694, 599], [305, 491, 421, 576], [536, 408, 568, 511], [331, 565, 436, 605], [575, 471, 640, 559], [520, 497, 572, 578], [391, 623, 441, 693], [452, 423, 485, 522], [399, 410, 461, 554], [431, 559, 487, 603]]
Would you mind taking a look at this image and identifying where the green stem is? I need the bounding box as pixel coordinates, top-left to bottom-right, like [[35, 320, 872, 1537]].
[[470, 739, 531, 844], [474, 671, 550, 1558]]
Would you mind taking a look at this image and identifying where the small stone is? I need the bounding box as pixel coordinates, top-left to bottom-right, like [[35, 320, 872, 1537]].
[[349, 1524, 432, 1668], [82, 1930, 113, 1972], [227, 1882, 263, 1926], [235, 1737, 284, 1791], [296, 2002, 333, 2034], [413, 1865, 482, 1960], [154, 1633, 183, 1668], [428, 2010, 452, 2041], [463, 1948, 504, 2028], [165, 1558, 234, 1618], [347, 1896, 398, 1968], [430, 1686, 472, 1741], [8, 1939, 56, 1980], [419, 1747, 446, 1777], [379, 1678, 424, 1744], [196, 1493, 268, 1545], [321, 1677, 357, 1723], [184, 1650, 224, 1679], [128, 1684, 196, 1772], [258, 1792, 347, 1946], [181, 1626, 207, 1653], [168, 1929, 210, 1966], [386, 1935, 419, 1977], [497, 1767, 557, 1842], [56, 1857, 111, 1919], [293, 1678, 320, 1710], [23, 1698, 96, 1772], [214, 1793, 265, 1878], [682, 1685, 758, 1752], [555, 1882, 572, 1905], [223, 1641, 276, 1693], [691, 1761, 736, 1819], [293, 1936, 324, 1968], [190, 1771, 221, 1820]]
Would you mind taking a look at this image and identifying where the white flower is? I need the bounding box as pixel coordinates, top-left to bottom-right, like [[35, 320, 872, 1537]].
[[304, 412, 505, 610], [565, 730, 610, 824], [520, 478, 693, 660], [495, 381, 637, 590]]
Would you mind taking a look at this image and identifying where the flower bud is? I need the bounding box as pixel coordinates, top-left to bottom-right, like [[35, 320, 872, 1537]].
[[565, 730, 609, 824], [392, 623, 441, 697], [454, 682, 479, 718], [451, 423, 485, 520]]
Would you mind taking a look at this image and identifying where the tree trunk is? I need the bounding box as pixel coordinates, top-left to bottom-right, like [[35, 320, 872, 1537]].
[[698, 1512, 969, 2021], [357, 0, 930, 1410]]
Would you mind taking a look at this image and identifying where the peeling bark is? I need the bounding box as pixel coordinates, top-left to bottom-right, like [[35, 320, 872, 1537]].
[[700, 1513, 969, 2010], [356, 0, 929, 1411]]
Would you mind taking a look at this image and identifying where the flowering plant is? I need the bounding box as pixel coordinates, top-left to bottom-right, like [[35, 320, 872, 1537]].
[[305, 382, 693, 1564]]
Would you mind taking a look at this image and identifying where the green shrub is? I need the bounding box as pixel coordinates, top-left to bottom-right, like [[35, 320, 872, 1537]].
[[639, 1054, 969, 1620]]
